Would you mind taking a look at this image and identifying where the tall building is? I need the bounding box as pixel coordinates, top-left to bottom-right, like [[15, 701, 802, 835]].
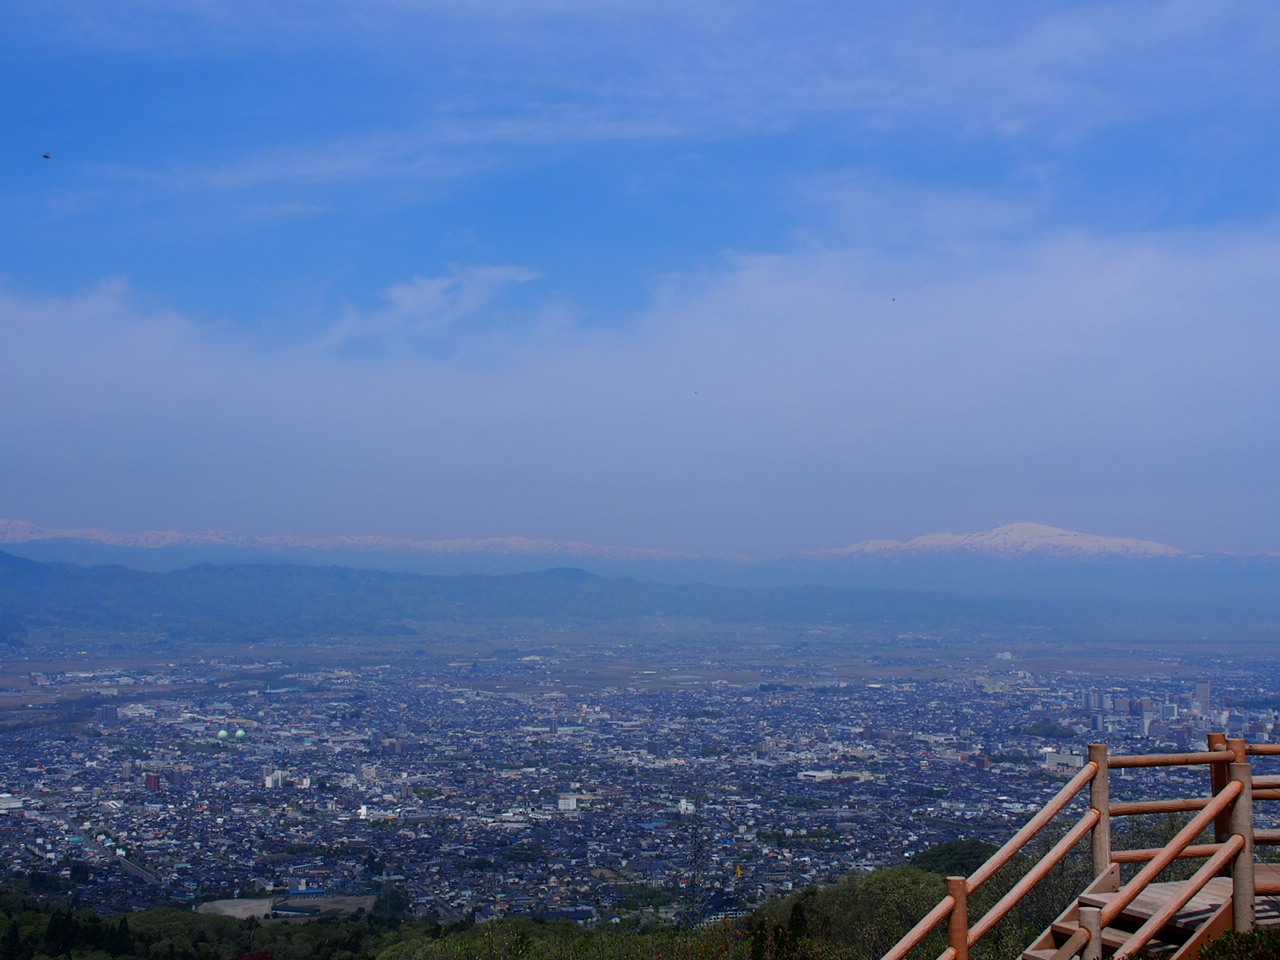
[[94, 705, 119, 724], [1194, 679, 1212, 715]]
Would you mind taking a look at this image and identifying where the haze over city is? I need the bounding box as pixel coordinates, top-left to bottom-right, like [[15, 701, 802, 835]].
[[3, 3, 1279, 557]]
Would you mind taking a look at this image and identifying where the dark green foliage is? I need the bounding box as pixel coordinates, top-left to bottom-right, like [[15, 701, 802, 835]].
[[615, 886, 675, 910], [753, 832, 1100, 960], [0, 922, 25, 960], [987, 753, 1037, 765], [1202, 928, 1280, 959], [0, 820, 1252, 960], [1022, 722, 1075, 739], [912, 839, 999, 877], [376, 916, 805, 960], [757, 866, 949, 960], [0, 888, 432, 960]]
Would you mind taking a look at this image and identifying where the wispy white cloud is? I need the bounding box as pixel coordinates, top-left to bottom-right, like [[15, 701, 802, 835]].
[[4, 2, 1278, 552], [321, 265, 542, 348], [2, 212, 1278, 553], [100, 110, 687, 195]]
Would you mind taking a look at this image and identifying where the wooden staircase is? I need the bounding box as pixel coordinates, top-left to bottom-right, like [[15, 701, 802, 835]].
[[1023, 865, 1280, 960], [879, 736, 1280, 960]]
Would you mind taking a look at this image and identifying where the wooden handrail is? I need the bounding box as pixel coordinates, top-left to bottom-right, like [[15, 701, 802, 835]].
[[1108, 796, 1212, 817], [879, 895, 955, 960], [967, 809, 1099, 946], [882, 760, 1104, 960], [1099, 780, 1242, 927], [1111, 834, 1244, 960], [1110, 842, 1226, 863], [1211, 732, 1231, 844], [876, 737, 1270, 960], [947, 877, 968, 960], [1229, 761, 1255, 933], [1108, 750, 1233, 769], [1049, 927, 1089, 960], [1090, 744, 1111, 877], [966, 761, 1098, 894]]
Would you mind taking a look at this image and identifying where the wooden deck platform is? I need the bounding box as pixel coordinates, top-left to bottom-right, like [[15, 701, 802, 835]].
[[1024, 865, 1280, 960], [1080, 865, 1280, 932]]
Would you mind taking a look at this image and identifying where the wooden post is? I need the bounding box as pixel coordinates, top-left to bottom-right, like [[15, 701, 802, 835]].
[[947, 876, 969, 960], [1089, 744, 1111, 878], [1080, 905, 1103, 960], [1229, 761, 1255, 933], [1209, 733, 1229, 843]]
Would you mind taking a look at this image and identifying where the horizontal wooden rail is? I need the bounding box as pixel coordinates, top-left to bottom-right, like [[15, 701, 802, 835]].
[[1253, 788, 1280, 801], [1112, 835, 1244, 960], [1109, 797, 1212, 817], [879, 896, 955, 960], [1108, 750, 1234, 769], [1110, 842, 1226, 864], [967, 810, 1099, 946], [1250, 774, 1280, 789], [966, 761, 1098, 894], [1100, 780, 1242, 927], [1253, 829, 1280, 846], [1246, 744, 1280, 756]]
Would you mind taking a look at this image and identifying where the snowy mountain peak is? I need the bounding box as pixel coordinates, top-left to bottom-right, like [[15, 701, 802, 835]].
[[816, 522, 1185, 560]]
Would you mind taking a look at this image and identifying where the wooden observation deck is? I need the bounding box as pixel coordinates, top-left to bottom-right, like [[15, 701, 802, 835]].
[[878, 734, 1280, 960]]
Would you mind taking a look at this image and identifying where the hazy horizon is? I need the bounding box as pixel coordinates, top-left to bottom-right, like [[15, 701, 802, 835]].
[[4, 3, 1279, 557], [5, 515, 1272, 563]]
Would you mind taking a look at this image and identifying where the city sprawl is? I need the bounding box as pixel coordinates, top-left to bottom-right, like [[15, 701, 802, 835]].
[[3, 641, 1277, 923]]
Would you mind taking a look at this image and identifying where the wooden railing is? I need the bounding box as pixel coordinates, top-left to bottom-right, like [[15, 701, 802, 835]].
[[876, 733, 1274, 960]]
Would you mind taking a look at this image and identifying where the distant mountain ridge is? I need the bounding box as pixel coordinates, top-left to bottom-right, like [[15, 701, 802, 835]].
[[0, 518, 1194, 563], [0, 548, 1273, 646], [815, 522, 1187, 560], [0, 518, 703, 561], [5, 518, 1276, 610]]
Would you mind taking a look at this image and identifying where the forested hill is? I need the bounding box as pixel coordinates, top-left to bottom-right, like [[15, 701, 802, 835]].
[[0, 839, 1264, 960], [0, 550, 1273, 646]]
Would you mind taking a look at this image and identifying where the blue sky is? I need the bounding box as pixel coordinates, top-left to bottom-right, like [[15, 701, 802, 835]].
[[2, 1, 1279, 556]]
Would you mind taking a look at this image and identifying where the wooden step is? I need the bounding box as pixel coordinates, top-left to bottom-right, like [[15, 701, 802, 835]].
[[1051, 921, 1182, 955], [1080, 877, 1235, 929]]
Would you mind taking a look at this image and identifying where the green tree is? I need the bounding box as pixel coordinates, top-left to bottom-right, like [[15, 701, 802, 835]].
[[913, 839, 999, 878]]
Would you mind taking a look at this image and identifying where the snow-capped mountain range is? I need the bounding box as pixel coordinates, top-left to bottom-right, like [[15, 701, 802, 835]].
[[0, 518, 694, 561], [0, 517, 1190, 562], [5, 518, 1276, 610], [813, 522, 1186, 560]]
